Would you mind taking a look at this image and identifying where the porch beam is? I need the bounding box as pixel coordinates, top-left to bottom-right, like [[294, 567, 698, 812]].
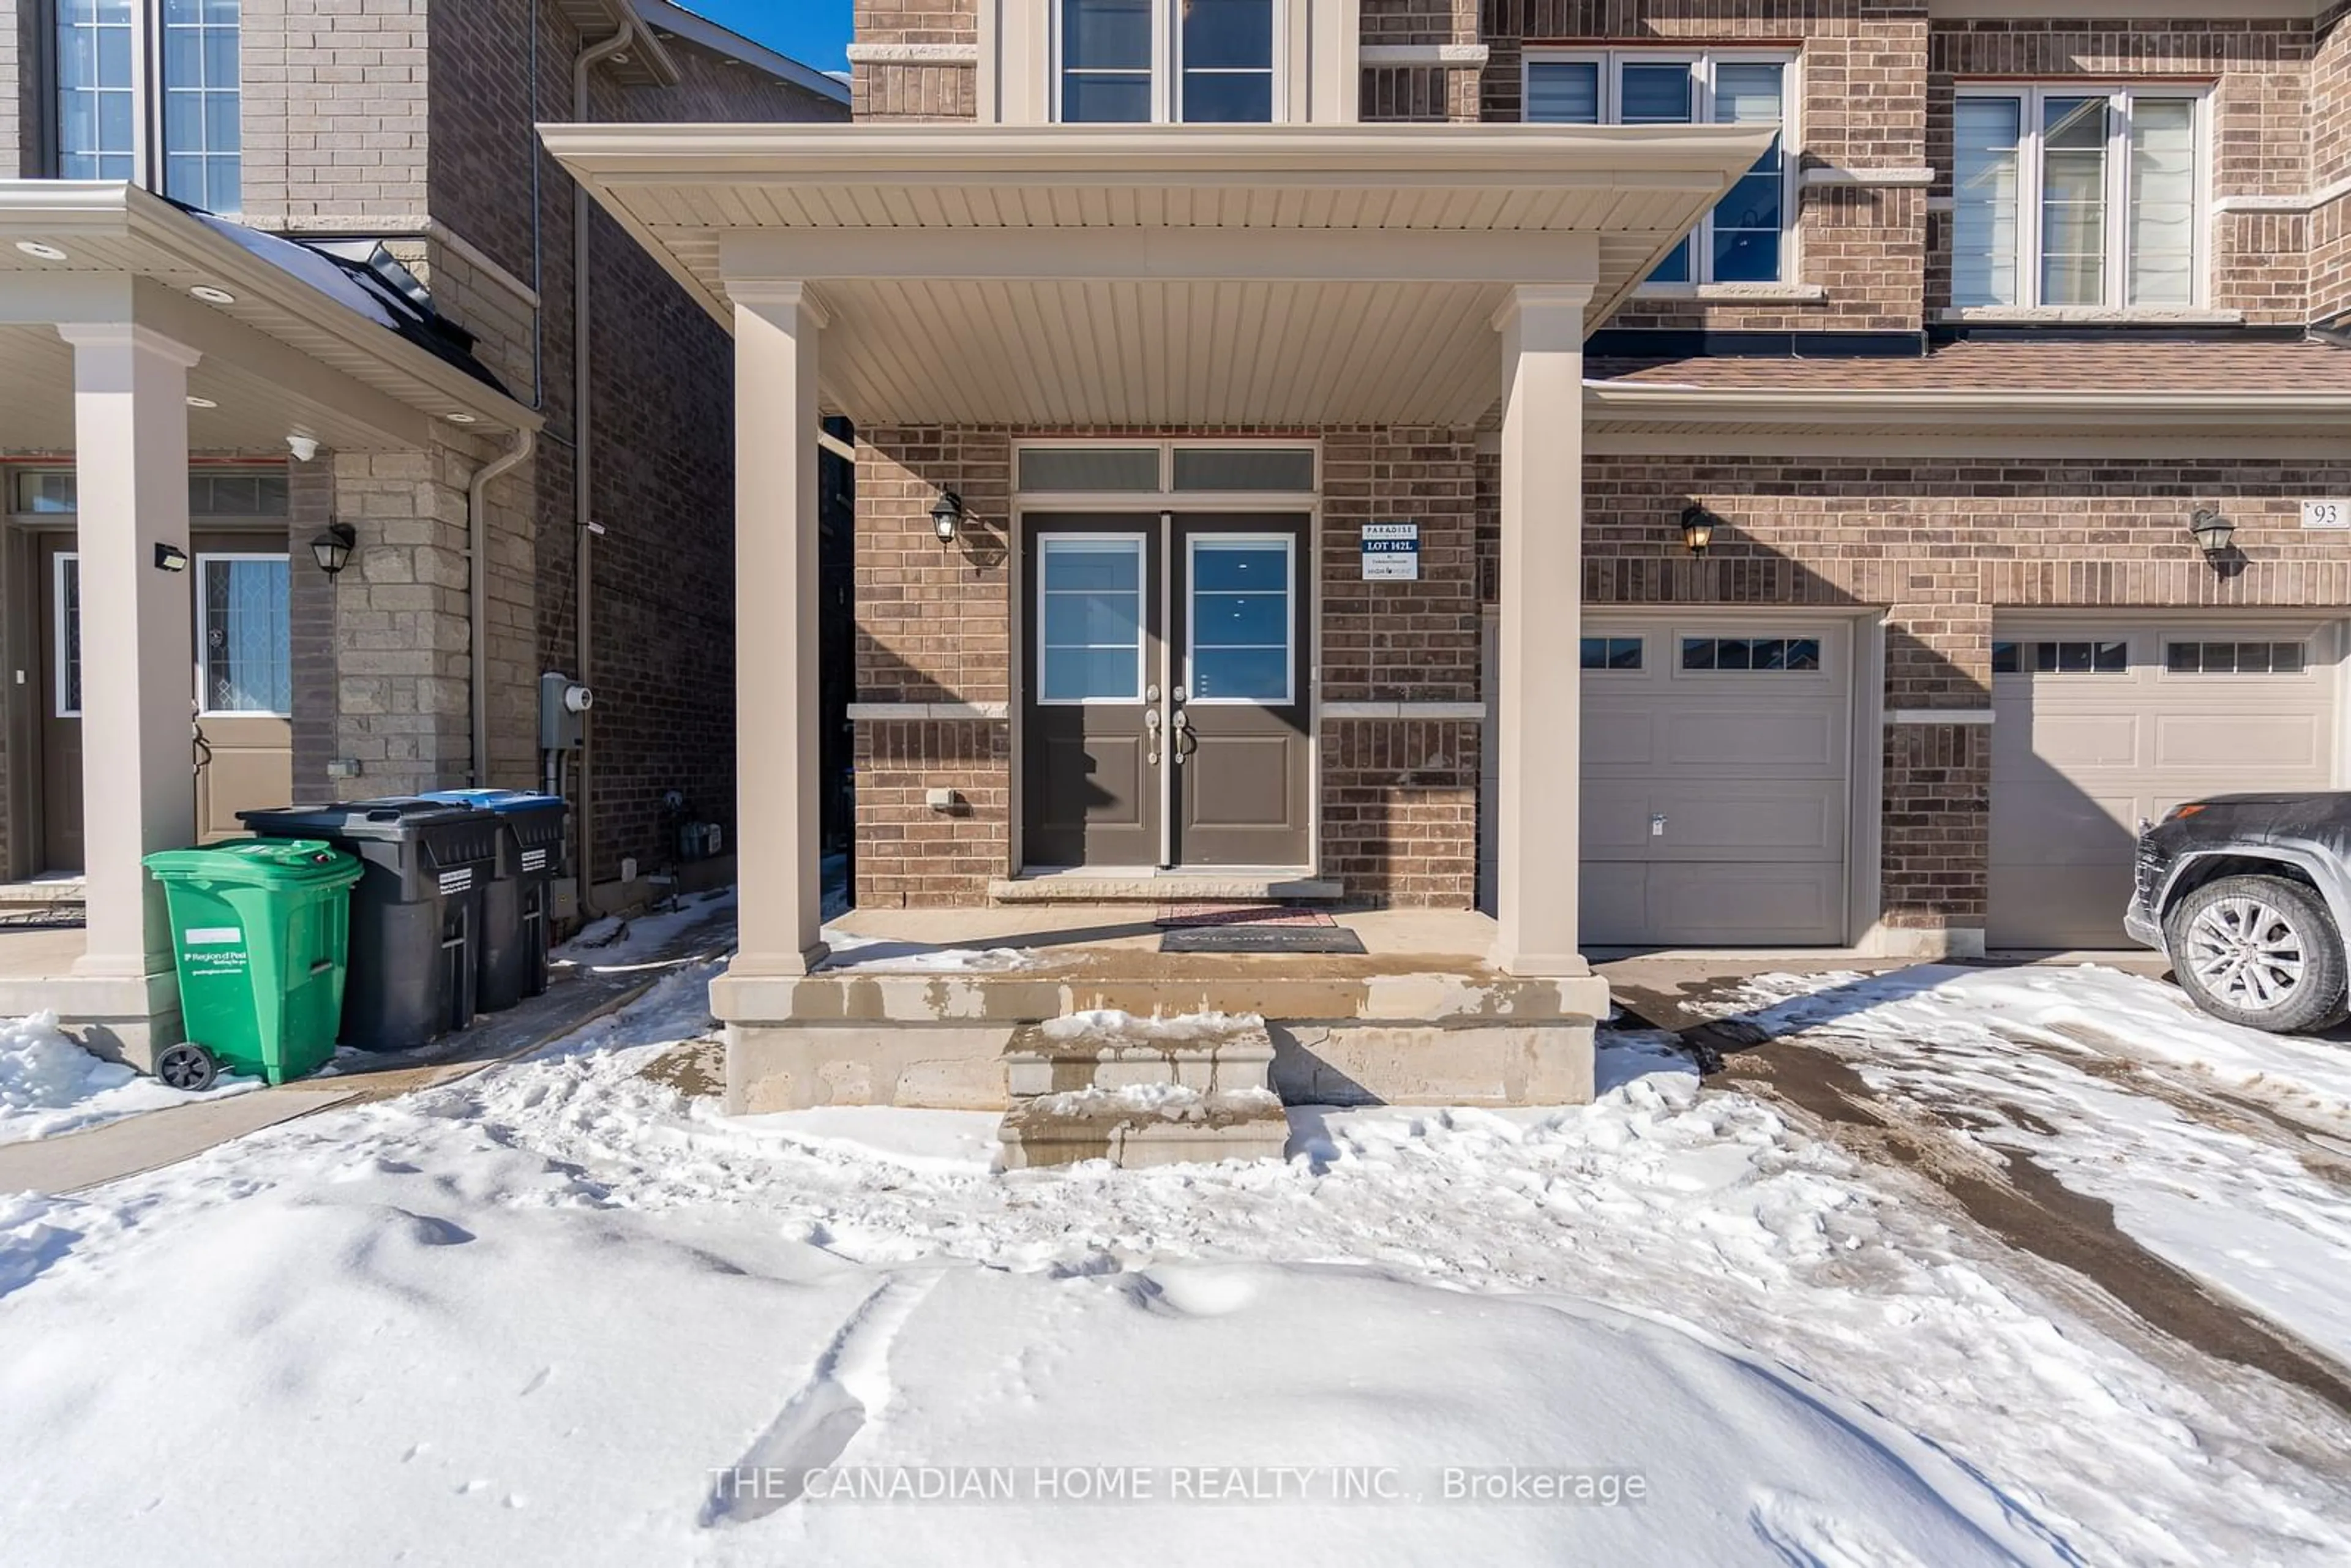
[[722, 281, 830, 978], [58, 321, 201, 1041], [1491, 284, 1593, 978], [719, 228, 1602, 288]]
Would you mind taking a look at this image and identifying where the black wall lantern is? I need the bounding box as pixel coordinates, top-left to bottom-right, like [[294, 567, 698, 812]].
[[1680, 505, 1720, 557], [2189, 506, 2234, 560], [153, 542, 188, 572], [931, 489, 964, 544], [310, 522, 357, 578]]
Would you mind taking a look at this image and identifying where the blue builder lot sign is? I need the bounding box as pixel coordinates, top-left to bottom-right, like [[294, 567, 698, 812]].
[[1361, 522, 1420, 581]]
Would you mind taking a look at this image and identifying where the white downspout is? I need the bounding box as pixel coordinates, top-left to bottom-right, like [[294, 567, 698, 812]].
[[469, 430, 536, 787], [569, 15, 634, 909]]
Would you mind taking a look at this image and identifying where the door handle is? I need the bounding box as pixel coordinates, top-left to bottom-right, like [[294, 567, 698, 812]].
[[1171, 709, 1197, 763], [1145, 707, 1162, 766], [192, 721, 214, 775]]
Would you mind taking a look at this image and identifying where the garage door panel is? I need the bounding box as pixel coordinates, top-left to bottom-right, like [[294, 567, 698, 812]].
[[1990, 621, 2339, 948], [1577, 620, 1853, 947], [1645, 863, 1842, 946], [1660, 709, 1842, 773], [2151, 713, 2325, 771], [1643, 781, 1844, 860]]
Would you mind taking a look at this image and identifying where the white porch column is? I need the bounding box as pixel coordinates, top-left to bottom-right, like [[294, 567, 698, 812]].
[[58, 322, 201, 990], [1491, 285, 1593, 977], [727, 282, 829, 975]]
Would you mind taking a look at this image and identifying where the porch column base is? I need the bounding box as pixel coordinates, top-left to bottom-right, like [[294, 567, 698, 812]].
[[10, 969, 187, 1075]]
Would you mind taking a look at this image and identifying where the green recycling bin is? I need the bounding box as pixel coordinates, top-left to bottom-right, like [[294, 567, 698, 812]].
[[144, 839, 364, 1089]]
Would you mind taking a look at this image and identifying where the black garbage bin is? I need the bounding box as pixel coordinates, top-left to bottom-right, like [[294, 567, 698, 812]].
[[238, 798, 501, 1051], [420, 790, 568, 1011]]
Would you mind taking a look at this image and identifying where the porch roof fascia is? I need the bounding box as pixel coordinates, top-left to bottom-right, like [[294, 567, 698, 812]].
[[0, 182, 541, 441], [538, 120, 1779, 332], [1583, 381, 2351, 430]]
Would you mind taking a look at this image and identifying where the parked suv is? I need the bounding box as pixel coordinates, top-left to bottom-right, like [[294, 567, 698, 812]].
[[2126, 793, 2351, 1033]]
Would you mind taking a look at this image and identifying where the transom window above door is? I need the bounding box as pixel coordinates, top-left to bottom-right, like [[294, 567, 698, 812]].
[[1060, 0, 1277, 123], [1952, 86, 2205, 310], [1523, 50, 1793, 285]]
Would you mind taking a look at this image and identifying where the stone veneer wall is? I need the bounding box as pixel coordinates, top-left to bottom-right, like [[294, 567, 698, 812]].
[[852, 426, 1486, 909]]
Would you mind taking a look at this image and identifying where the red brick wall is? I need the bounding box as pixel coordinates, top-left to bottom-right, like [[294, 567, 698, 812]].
[[2312, 5, 2351, 323]]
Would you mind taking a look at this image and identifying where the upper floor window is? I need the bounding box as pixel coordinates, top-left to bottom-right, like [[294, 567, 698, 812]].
[[1952, 86, 2203, 311], [1524, 51, 1792, 285], [1060, 0, 1275, 124], [56, 0, 242, 214]]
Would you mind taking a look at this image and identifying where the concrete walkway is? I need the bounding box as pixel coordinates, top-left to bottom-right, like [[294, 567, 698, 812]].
[[0, 897, 737, 1196]]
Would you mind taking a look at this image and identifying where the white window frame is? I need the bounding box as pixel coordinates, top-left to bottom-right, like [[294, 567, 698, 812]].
[[1052, 0, 1288, 126], [1951, 82, 2213, 313], [193, 550, 291, 719], [50, 0, 242, 214], [1183, 531, 1295, 707], [53, 550, 81, 720], [1521, 48, 1800, 288], [1035, 533, 1151, 708]]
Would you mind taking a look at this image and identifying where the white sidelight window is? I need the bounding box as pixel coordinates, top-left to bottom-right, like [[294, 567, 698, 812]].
[[1523, 51, 1794, 285], [1952, 85, 2204, 310], [54, 0, 241, 212], [1059, 0, 1277, 124]]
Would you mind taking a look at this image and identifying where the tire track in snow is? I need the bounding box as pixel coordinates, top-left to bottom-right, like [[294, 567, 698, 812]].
[[699, 1270, 940, 1526]]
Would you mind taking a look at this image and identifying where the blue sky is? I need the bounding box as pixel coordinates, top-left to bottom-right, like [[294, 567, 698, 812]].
[[689, 1, 853, 74]]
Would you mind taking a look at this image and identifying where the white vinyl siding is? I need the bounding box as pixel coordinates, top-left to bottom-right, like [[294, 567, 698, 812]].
[[1952, 85, 2206, 310]]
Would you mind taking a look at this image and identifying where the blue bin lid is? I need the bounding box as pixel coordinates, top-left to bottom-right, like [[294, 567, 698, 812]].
[[419, 789, 566, 814]]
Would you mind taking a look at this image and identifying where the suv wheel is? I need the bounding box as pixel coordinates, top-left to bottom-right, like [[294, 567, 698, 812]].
[[2165, 874, 2350, 1034]]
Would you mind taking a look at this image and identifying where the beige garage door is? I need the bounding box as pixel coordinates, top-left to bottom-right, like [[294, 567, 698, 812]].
[[1990, 619, 2342, 949], [1578, 618, 1854, 946]]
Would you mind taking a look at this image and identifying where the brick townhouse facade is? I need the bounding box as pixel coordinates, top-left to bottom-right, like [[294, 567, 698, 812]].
[[0, 0, 844, 903], [544, 1, 2351, 1111], [817, 0, 2351, 957], [0, 2, 842, 1066]]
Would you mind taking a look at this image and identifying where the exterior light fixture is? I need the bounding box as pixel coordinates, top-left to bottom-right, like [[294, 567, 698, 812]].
[[185, 396, 218, 410], [1680, 505, 1720, 557], [445, 411, 478, 424], [15, 241, 68, 262], [310, 522, 357, 578], [287, 433, 320, 463], [189, 285, 236, 305], [931, 489, 965, 544], [154, 543, 189, 573], [2189, 507, 2235, 558]]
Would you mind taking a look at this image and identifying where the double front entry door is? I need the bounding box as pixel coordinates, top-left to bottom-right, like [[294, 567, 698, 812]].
[[1021, 513, 1311, 871]]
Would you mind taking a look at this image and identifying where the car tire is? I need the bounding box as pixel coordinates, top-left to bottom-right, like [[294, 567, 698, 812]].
[[2165, 874, 2350, 1035]]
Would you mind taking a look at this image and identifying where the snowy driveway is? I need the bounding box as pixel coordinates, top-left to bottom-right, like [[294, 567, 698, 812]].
[[1, 963, 2350, 1565]]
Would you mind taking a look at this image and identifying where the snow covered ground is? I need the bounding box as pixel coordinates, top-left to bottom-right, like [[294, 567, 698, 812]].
[[1, 965, 2349, 1565], [1722, 965, 2351, 1373], [0, 1012, 257, 1146]]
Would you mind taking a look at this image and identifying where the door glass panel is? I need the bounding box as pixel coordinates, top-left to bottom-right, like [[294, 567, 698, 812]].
[[1039, 537, 1145, 703], [199, 555, 291, 713], [54, 553, 83, 717], [1188, 539, 1291, 703]]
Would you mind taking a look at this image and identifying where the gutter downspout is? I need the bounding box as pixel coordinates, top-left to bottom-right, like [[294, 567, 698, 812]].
[[569, 14, 634, 912], [470, 430, 536, 787]]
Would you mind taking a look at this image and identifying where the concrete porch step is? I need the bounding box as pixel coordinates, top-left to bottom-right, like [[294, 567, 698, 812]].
[[999, 1086, 1292, 1170], [0, 876, 85, 908], [1003, 1011, 1274, 1099], [988, 872, 1343, 905]]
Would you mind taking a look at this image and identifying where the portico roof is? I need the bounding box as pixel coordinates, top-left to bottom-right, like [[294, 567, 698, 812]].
[[540, 124, 1774, 426], [0, 182, 538, 452]]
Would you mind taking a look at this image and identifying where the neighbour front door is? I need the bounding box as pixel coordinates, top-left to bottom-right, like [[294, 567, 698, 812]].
[[1021, 513, 1310, 871], [190, 539, 294, 843], [36, 537, 83, 872]]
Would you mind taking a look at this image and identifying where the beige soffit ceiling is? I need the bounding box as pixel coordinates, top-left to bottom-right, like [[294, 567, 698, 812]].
[[0, 181, 538, 451], [540, 122, 1773, 426]]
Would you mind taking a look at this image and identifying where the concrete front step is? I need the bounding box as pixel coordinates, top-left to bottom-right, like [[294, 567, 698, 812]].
[[999, 1086, 1292, 1170], [988, 873, 1344, 905], [1003, 1011, 1273, 1099], [0, 877, 86, 908]]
